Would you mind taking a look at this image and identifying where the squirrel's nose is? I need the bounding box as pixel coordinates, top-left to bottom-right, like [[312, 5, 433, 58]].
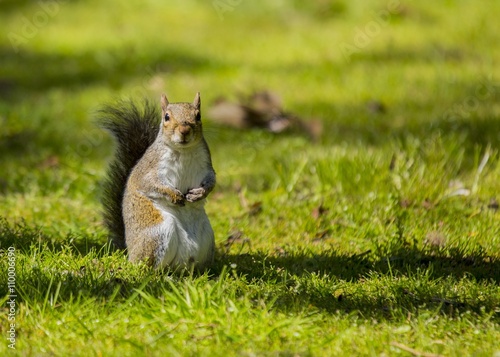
[[179, 125, 191, 136]]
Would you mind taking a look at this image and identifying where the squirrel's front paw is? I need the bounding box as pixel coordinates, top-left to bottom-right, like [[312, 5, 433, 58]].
[[171, 189, 186, 206], [185, 187, 206, 202]]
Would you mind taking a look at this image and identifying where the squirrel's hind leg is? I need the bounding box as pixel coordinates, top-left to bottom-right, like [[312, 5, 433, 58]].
[[126, 223, 178, 268]]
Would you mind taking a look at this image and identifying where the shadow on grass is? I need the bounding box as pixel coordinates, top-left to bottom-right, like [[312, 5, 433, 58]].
[[347, 44, 468, 64], [0, 128, 37, 159], [301, 78, 499, 153], [0, 0, 60, 14], [0, 45, 217, 99], [3, 218, 497, 320], [218, 248, 500, 283], [214, 248, 500, 319], [0, 217, 105, 255]]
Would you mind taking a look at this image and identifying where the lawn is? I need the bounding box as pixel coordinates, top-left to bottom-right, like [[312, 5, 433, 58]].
[[1, 0, 499, 356]]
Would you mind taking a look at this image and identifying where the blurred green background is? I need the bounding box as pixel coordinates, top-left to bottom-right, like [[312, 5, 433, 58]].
[[0, 0, 499, 247], [1, 0, 499, 245]]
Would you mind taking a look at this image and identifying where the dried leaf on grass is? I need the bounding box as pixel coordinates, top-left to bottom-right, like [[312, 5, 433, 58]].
[[208, 90, 323, 141]]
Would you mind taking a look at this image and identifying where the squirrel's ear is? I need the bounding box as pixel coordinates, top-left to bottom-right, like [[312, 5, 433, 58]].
[[193, 92, 201, 110], [161, 94, 169, 111]]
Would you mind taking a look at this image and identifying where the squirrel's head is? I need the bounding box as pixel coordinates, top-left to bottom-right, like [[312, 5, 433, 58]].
[[160, 92, 203, 149]]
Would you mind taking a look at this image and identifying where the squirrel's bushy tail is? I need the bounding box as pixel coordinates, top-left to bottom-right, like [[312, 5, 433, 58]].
[[97, 99, 160, 249]]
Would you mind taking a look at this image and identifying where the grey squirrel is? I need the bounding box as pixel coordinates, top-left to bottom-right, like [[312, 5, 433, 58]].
[[98, 93, 216, 269]]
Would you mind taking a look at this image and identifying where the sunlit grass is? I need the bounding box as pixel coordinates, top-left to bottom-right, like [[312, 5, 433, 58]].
[[0, 0, 499, 356]]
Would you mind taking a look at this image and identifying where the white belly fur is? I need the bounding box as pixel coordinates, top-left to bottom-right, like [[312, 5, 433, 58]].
[[154, 146, 215, 268], [154, 202, 214, 268]]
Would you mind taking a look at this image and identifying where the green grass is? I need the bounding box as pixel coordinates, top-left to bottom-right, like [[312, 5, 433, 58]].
[[1, 0, 499, 355]]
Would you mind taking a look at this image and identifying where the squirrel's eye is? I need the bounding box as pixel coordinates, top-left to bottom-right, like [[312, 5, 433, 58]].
[[164, 113, 170, 121], [195, 112, 201, 121]]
